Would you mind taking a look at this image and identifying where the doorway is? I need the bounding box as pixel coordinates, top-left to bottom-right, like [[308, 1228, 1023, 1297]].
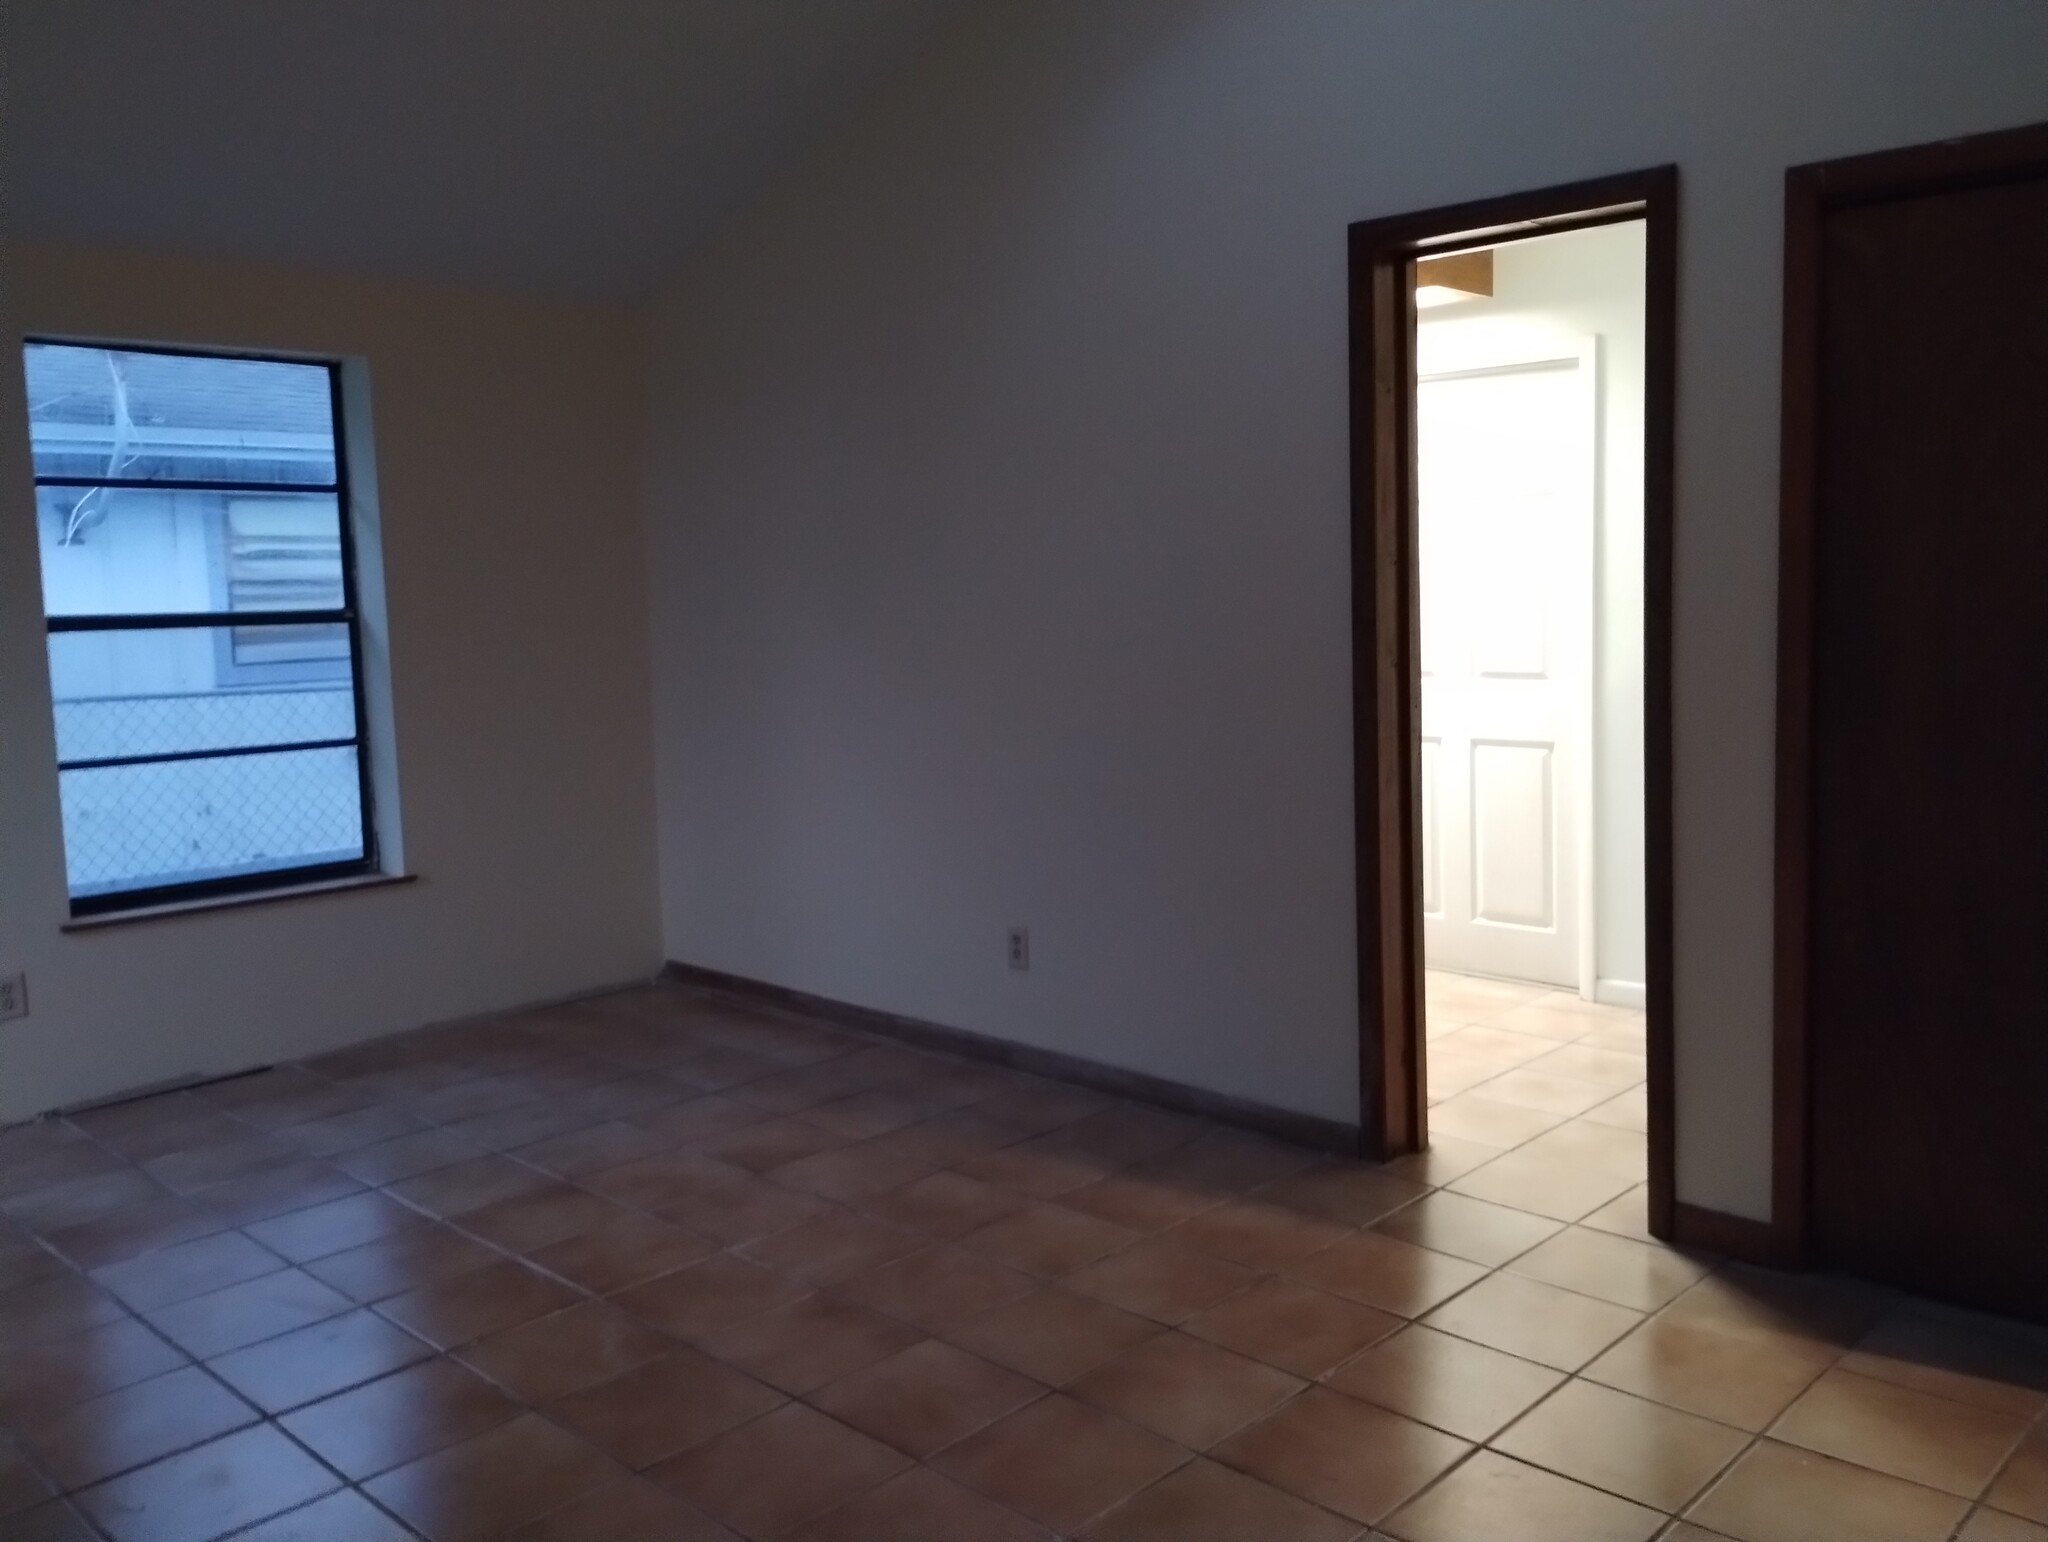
[[1773, 122, 2048, 1320], [1348, 170, 1680, 1242]]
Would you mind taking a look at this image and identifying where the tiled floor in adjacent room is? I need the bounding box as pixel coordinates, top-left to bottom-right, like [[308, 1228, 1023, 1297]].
[[0, 976, 2042, 1541]]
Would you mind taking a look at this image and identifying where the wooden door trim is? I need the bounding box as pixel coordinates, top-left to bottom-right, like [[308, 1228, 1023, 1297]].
[[1772, 119, 2048, 1267], [1347, 167, 1680, 1243]]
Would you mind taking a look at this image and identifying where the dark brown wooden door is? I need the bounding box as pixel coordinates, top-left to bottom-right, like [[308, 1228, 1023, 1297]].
[[1804, 155, 2048, 1319]]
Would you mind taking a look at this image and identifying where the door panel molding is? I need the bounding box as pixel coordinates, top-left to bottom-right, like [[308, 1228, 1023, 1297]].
[[1347, 168, 1679, 1245], [1772, 119, 2048, 1271]]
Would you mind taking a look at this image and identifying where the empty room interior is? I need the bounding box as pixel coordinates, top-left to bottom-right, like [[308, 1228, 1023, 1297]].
[[1, 4, 2046, 1541]]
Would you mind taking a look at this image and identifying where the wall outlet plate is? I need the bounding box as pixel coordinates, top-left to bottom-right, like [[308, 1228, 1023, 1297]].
[[1007, 927, 1030, 971], [0, 970, 25, 1022]]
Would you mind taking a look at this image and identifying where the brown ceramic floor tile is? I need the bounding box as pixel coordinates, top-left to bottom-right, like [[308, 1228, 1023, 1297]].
[[1372, 1190, 1562, 1266], [650, 1401, 910, 1539], [386, 1155, 558, 1220], [1211, 1385, 1468, 1525], [1583, 1315, 1842, 1431], [333, 1130, 486, 1187], [612, 1253, 808, 1342], [698, 1118, 848, 1175], [1505, 1225, 1710, 1311], [1169, 1199, 1349, 1271], [1514, 1119, 1649, 1180], [662, 1174, 835, 1246], [1659, 1265, 1887, 1348], [513, 1120, 674, 1178], [246, 1191, 426, 1265], [1420, 1271, 1641, 1371], [790, 1465, 1052, 1542], [525, 1211, 715, 1294], [228, 1487, 418, 1542], [1084, 1456, 1357, 1542], [1064, 1237, 1258, 1324], [375, 1258, 582, 1350], [1384, 1448, 1663, 1542], [1841, 1311, 2048, 1419], [1256, 1163, 1429, 1228], [1329, 1323, 1565, 1441], [1434, 1079, 1586, 1138], [189, 1160, 366, 1227], [1771, 1365, 2030, 1497], [1186, 1277, 1401, 1376], [43, 1199, 227, 1272], [933, 1392, 1188, 1533], [834, 1243, 1036, 1331], [456, 1188, 623, 1256], [1686, 1438, 1971, 1542], [509, 1477, 740, 1541], [5, 1500, 100, 1542], [142, 1136, 297, 1196], [276, 1103, 424, 1158], [1447, 1148, 1639, 1222], [300, 1220, 501, 1303], [365, 1412, 624, 1542], [1381, 1133, 1501, 1187], [72, 1424, 339, 1542], [1286, 1229, 1488, 1317], [694, 1293, 921, 1394], [22, 1365, 258, 1490], [770, 1142, 935, 1202], [943, 1286, 1163, 1385], [277, 1356, 520, 1480], [736, 1209, 923, 1285], [457, 1298, 676, 1401], [0, 1317, 188, 1421], [960, 1202, 1140, 1279], [1069, 1331, 1302, 1449], [1988, 1424, 2046, 1523], [5, 1170, 167, 1234], [0, 1273, 128, 1340], [208, 1307, 431, 1413], [550, 1348, 787, 1470], [1132, 1128, 1319, 1194], [1493, 1378, 1749, 1511], [1060, 1173, 1221, 1233], [1, 1438, 55, 1517], [143, 1268, 355, 1359], [1959, 1508, 2048, 1542], [808, 1338, 1042, 1458], [856, 1170, 1023, 1238], [92, 1229, 285, 1311]]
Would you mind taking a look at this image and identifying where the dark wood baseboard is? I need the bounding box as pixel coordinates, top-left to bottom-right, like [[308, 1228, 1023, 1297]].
[[1671, 1201, 1781, 1266], [663, 962, 1362, 1157]]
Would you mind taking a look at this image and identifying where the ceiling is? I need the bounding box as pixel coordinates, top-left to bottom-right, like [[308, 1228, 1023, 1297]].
[[7, 0, 964, 300]]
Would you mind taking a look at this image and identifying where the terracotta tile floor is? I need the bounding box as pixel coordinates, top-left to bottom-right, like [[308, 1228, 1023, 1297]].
[[0, 979, 2041, 1540]]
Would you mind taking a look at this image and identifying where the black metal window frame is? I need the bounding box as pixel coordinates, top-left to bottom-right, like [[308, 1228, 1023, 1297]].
[[30, 337, 379, 915]]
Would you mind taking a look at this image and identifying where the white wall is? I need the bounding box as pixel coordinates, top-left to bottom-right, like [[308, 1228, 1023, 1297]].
[[643, 0, 2048, 1218], [0, 242, 663, 1121], [1418, 223, 1648, 1003]]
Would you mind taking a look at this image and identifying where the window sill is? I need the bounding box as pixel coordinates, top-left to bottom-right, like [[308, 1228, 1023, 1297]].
[[60, 872, 417, 933]]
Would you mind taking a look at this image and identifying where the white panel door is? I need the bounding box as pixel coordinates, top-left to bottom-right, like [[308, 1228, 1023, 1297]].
[[1417, 348, 1594, 988]]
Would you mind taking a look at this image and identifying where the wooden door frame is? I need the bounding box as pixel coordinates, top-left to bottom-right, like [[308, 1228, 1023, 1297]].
[[1348, 167, 1680, 1241], [1771, 120, 2048, 1267]]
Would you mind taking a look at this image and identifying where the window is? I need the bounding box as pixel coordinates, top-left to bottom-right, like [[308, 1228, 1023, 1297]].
[[23, 341, 377, 914]]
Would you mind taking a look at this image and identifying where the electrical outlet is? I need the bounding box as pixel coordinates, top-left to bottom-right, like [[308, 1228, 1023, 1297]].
[[0, 970, 26, 1023], [1007, 927, 1030, 971]]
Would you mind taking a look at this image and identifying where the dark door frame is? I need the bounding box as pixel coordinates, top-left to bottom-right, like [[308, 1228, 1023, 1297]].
[[1347, 167, 1680, 1240], [1771, 120, 2048, 1267]]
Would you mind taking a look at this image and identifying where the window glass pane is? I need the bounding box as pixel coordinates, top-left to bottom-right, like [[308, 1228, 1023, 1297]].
[[35, 486, 344, 618], [50, 626, 357, 764], [23, 344, 337, 485], [59, 746, 365, 900]]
